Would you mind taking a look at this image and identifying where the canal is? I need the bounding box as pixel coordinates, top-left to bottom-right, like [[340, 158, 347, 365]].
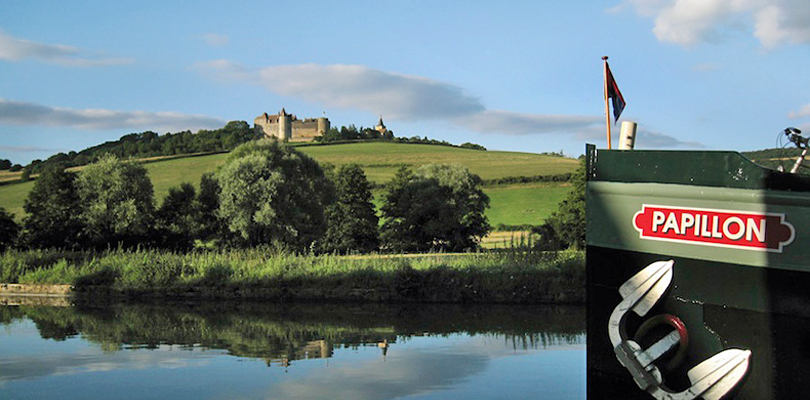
[[1, 300, 585, 399]]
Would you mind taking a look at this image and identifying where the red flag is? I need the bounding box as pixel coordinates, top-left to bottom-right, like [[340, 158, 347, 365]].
[[605, 62, 626, 123]]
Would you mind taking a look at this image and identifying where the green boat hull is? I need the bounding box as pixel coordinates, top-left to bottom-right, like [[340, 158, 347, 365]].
[[586, 144, 810, 399]]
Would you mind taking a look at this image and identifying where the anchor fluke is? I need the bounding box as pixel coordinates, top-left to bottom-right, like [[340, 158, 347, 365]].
[[685, 348, 751, 400], [618, 260, 674, 318]]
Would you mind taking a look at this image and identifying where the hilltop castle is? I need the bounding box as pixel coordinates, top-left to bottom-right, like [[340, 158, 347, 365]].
[[254, 109, 330, 142]]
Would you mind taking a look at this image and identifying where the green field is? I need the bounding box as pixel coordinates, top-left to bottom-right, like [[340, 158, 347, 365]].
[[297, 142, 578, 182], [0, 142, 577, 227], [485, 183, 570, 227]]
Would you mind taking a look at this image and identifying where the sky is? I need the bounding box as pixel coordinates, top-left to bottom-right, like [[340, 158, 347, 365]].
[[1, 0, 810, 165]]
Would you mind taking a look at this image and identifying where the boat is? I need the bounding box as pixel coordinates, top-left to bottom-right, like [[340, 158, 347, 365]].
[[585, 140, 810, 399]]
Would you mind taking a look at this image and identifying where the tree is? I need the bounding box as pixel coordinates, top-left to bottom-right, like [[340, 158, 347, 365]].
[[194, 172, 224, 243], [322, 164, 380, 254], [215, 140, 334, 249], [381, 164, 490, 252], [21, 166, 83, 249], [460, 142, 487, 151], [0, 208, 19, 251], [156, 183, 197, 250], [76, 154, 155, 248], [533, 158, 585, 250], [20, 166, 32, 182], [221, 120, 257, 150], [0, 159, 11, 170]]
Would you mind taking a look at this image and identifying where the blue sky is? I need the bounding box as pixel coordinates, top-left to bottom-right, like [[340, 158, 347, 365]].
[[1, 0, 809, 164]]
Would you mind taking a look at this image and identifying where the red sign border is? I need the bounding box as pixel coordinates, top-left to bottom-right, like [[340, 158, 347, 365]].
[[632, 204, 796, 253]]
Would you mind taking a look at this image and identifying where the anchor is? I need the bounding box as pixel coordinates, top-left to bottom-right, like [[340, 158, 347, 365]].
[[608, 260, 751, 400]]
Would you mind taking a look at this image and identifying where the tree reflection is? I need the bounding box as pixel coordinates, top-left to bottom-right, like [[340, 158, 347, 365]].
[[7, 301, 584, 368]]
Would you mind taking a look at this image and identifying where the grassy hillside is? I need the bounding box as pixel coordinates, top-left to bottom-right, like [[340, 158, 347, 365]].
[[485, 183, 570, 227], [297, 142, 578, 182], [0, 142, 578, 227]]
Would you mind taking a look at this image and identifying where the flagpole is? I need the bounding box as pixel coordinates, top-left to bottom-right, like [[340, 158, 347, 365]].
[[602, 56, 612, 149]]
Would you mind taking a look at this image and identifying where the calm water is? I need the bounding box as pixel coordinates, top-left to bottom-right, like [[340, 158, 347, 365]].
[[0, 300, 585, 400]]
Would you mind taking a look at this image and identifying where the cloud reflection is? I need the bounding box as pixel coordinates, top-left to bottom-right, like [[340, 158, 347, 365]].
[[269, 334, 583, 400]]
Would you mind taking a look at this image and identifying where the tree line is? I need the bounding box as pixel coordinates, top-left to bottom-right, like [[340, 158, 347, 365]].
[[15, 121, 261, 177], [314, 124, 487, 151], [0, 140, 492, 254], [6, 121, 491, 180]]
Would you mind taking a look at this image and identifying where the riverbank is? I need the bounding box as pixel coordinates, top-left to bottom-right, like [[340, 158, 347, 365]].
[[0, 248, 584, 304]]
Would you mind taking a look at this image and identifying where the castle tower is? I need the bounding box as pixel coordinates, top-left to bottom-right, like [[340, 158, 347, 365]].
[[278, 108, 292, 141], [375, 115, 387, 135], [317, 116, 330, 136]]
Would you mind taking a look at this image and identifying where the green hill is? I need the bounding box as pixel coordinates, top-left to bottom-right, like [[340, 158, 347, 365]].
[[0, 142, 578, 227], [297, 142, 577, 182], [741, 147, 809, 173]]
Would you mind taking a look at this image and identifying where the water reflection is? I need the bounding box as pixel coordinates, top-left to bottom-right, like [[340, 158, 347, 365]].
[[1, 300, 585, 400]]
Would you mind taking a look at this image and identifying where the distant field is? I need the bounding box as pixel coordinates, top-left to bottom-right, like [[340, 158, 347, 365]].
[[0, 170, 22, 184], [368, 181, 569, 228], [142, 153, 230, 198], [485, 183, 570, 227], [0, 142, 577, 225], [0, 180, 34, 221], [298, 142, 579, 182], [480, 231, 536, 249]]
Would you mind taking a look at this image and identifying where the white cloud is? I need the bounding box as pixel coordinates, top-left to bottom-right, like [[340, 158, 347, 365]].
[[755, 1, 810, 47], [617, 0, 810, 48], [197, 61, 700, 149], [566, 121, 704, 149], [636, 127, 706, 148], [198, 61, 484, 120], [453, 110, 603, 136], [0, 29, 133, 67], [789, 104, 810, 119], [202, 33, 229, 47], [0, 145, 61, 154], [0, 98, 224, 132]]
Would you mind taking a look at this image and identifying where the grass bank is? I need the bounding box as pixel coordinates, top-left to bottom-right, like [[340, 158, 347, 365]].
[[0, 248, 584, 304]]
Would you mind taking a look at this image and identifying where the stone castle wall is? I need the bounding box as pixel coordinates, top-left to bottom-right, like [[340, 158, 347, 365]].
[[254, 111, 329, 142]]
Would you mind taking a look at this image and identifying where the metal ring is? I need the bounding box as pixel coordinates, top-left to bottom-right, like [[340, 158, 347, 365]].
[[634, 313, 689, 371]]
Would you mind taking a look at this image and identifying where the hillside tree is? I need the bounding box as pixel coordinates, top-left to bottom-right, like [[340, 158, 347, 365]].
[[381, 164, 490, 252], [0, 207, 19, 251], [20, 166, 84, 249], [533, 158, 586, 250], [76, 154, 156, 248], [322, 164, 380, 254], [156, 182, 197, 250], [194, 172, 225, 243], [215, 140, 334, 249]]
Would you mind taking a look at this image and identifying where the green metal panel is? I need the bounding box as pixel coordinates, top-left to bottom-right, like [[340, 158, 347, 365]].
[[586, 145, 810, 272], [586, 144, 810, 191], [587, 181, 810, 271]]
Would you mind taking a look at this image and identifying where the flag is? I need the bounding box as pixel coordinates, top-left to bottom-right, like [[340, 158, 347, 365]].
[[605, 62, 626, 123]]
